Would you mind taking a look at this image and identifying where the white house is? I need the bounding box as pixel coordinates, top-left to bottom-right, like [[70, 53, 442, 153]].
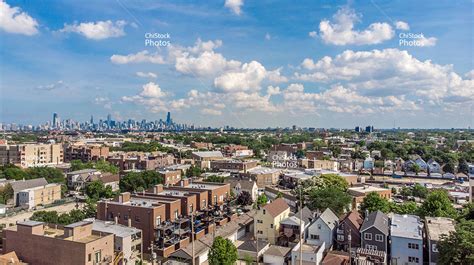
[[390, 213, 424, 265], [307, 208, 339, 250], [291, 241, 325, 265]]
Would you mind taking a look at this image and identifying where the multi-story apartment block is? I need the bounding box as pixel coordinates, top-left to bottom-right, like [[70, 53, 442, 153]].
[[0, 143, 63, 168], [108, 152, 174, 172], [222, 144, 254, 158], [245, 166, 281, 189], [254, 198, 290, 244], [210, 159, 258, 173], [390, 214, 424, 265], [91, 219, 142, 265], [64, 144, 109, 162], [157, 169, 182, 185], [2, 220, 114, 265], [17, 183, 61, 209]]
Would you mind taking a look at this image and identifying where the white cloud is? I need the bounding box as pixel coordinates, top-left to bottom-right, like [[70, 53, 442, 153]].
[[60, 20, 127, 40], [309, 31, 317, 38], [0, 0, 39, 35], [111, 51, 165, 64], [36, 80, 66, 91], [201, 108, 222, 116], [267, 86, 281, 96], [214, 61, 267, 92], [318, 6, 394, 45], [122, 82, 169, 112], [294, 48, 473, 105], [136, 72, 157, 79], [465, 70, 474, 79], [139, 82, 166, 98], [265, 33, 271, 40], [395, 21, 410, 31], [225, 0, 244, 15], [418, 35, 437, 47]]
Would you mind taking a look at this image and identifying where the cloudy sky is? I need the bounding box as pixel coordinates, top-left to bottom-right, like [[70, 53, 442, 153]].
[[0, 0, 472, 128]]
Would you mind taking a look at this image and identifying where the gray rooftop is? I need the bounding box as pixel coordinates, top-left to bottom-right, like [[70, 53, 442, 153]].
[[389, 213, 423, 240], [18, 220, 44, 227], [67, 169, 98, 175], [92, 219, 141, 238], [192, 151, 223, 158], [361, 211, 389, 235], [317, 208, 339, 230], [425, 217, 456, 241], [11, 178, 48, 192]]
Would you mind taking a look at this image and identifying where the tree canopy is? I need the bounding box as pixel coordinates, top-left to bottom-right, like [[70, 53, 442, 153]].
[[360, 192, 391, 215], [418, 190, 458, 218], [236, 191, 253, 206], [71, 160, 119, 174], [119, 170, 163, 192], [85, 181, 115, 200], [438, 220, 474, 264], [208, 236, 238, 265], [308, 186, 351, 215]]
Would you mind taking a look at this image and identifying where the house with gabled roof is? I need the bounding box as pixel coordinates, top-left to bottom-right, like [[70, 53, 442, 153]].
[[360, 211, 389, 261], [335, 210, 363, 251], [254, 198, 290, 244], [307, 208, 339, 250]]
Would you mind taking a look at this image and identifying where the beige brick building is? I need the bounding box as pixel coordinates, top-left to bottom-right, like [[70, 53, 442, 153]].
[[2, 220, 114, 265], [17, 183, 61, 209], [0, 143, 63, 168]]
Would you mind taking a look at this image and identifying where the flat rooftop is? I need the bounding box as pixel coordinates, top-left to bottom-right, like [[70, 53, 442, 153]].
[[247, 166, 281, 174], [390, 214, 423, 240], [348, 185, 389, 194], [92, 219, 141, 238], [187, 182, 222, 190], [426, 217, 456, 241], [158, 190, 189, 197]]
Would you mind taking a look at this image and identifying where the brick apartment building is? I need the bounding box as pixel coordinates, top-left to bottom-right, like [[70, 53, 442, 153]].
[[210, 159, 258, 173], [0, 143, 63, 168], [108, 152, 174, 172], [157, 169, 182, 185], [17, 183, 61, 209], [2, 220, 114, 265], [64, 144, 109, 162]]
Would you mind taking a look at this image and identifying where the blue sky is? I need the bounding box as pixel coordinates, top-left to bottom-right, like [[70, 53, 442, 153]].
[[0, 0, 472, 128]]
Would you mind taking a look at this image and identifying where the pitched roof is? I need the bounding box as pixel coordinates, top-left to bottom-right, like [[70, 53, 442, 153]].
[[229, 179, 256, 191], [360, 211, 389, 235], [341, 210, 363, 230], [317, 208, 339, 229], [322, 251, 350, 265], [99, 173, 120, 184], [263, 198, 289, 217], [264, 245, 292, 257], [296, 206, 314, 225], [11, 178, 48, 192]]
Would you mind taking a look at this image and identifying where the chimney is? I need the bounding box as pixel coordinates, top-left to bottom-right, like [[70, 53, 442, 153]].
[[118, 192, 131, 203], [153, 184, 164, 194], [365, 210, 369, 220], [114, 216, 118, 224]]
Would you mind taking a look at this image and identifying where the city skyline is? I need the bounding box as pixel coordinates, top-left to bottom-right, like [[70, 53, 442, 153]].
[[1, 0, 473, 128]]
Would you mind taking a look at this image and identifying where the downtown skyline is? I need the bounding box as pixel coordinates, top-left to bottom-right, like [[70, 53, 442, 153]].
[[1, 0, 473, 129]]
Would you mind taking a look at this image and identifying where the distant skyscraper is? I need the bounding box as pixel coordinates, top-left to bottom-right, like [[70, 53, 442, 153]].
[[52, 113, 58, 129], [166, 112, 171, 126], [355, 126, 361, 132], [107, 114, 111, 128], [365, 125, 374, 133], [90, 115, 94, 125]]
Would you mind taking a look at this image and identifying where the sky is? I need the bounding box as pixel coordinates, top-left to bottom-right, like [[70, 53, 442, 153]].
[[0, 0, 473, 129]]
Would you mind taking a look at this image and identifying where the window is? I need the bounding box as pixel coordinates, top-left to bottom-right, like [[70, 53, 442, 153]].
[[156, 216, 161, 225], [408, 243, 419, 250], [337, 235, 344, 241], [124, 214, 128, 220], [408, 257, 419, 263], [214, 195, 217, 204], [135, 215, 140, 222], [257, 230, 263, 234], [432, 243, 438, 253], [174, 210, 178, 219], [88, 254, 91, 262], [257, 220, 263, 224], [364, 233, 372, 240], [317, 224, 321, 229], [310, 234, 320, 240], [366, 245, 377, 250], [375, 234, 383, 242], [270, 224, 273, 228], [263, 209, 266, 215], [94, 251, 101, 263]]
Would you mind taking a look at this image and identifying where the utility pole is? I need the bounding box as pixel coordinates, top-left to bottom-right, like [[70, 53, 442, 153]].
[[348, 228, 352, 265], [191, 213, 195, 265], [299, 185, 303, 265]]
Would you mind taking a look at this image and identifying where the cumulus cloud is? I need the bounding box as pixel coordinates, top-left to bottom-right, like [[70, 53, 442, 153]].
[[294, 48, 473, 106], [214, 61, 267, 92], [60, 20, 127, 40], [0, 0, 39, 35], [418, 35, 437, 47], [318, 6, 394, 45], [309, 31, 317, 38], [122, 82, 169, 112], [225, 0, 244, 15], [136, 72, 157, 79], [111, 51, 165, 64], [395, 21, 410, 31]]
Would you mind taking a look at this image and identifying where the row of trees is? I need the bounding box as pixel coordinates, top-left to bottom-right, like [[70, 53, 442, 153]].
[[0, 164, 65, 183], [30, 200, 97, 225], [119, 171, 164, 192], [70, 160, 119, 174], [110, 141, 172, 153]]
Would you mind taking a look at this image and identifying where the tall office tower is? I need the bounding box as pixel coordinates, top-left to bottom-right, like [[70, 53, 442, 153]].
[[52, 113, 58, 129], [107, 114, 112, 128], [90, 115, 94, 125], [365, 125, 374, 133], [166, 112, 171, 126]]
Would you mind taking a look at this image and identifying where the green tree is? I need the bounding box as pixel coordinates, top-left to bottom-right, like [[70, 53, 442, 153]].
[[412, 184, 429, 198], [316, 174, 349, 191], [186, 165, 202, 178], [390, 201, 419, 215], [85, 181, 114, 200], [30, 211, 60, 223], [208, 236, 238, 265], [443, 162, 455, 174], [438, 220, 474, 264], [308, 186, 351, 215], [236, 191, 253, 206], [27, 167, 65, 183], [119, 171, 163, 192], [256, 194, 268, 207], [360, 192, 391, 215], [458, 160, 469, 174], [419, 190, 457, 218], [460, 203, 474, 221], [0, 183, 14, 204], [205, 175, 226, 183]]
